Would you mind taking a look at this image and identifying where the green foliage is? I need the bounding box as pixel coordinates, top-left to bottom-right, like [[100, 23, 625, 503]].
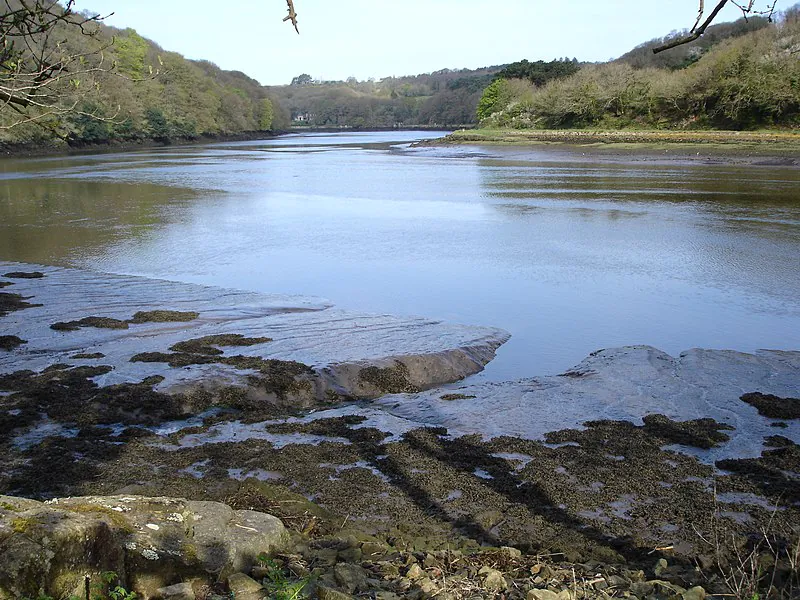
[[480, 12, 800, 131], [256, 555, 309, 600], [113, 30, 149, 77], [290, 73, 313, 86], [476, 79, 509, 121], [91, 572, 136, 600], [258, 98, 275, 131], [617, 14, 771, 71], [271, 66, 503, 128], [496, 59, 580, 86], [145, 107, 171, 141], [69, 104, 111, 143], [0, 17, 290, 146]]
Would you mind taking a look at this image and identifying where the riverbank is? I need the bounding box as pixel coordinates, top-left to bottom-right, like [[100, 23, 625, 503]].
[[0, 130, 289, 159], [1, 263, 799, 598], [428, 128, 800, 163]]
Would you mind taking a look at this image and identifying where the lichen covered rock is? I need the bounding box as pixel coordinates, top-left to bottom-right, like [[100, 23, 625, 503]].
[[0, 495, 287, 599]]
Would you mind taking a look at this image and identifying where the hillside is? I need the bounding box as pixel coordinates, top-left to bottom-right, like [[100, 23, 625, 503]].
[[615, 14, 771, 70], [478, 7, 800, 132], [0, 17, 290, 149], [268, 66, 503, 129]]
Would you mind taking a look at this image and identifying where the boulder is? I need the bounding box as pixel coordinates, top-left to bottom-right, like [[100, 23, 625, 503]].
[[156, 582, 196, 600], [227, 573, 264, 600], [0, 495, 287, 600]]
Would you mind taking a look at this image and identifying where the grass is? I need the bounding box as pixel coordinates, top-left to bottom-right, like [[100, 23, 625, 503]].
[[439, 128, 800, 152], [256, 555, 310, 600], [694, 490, 800, 600]]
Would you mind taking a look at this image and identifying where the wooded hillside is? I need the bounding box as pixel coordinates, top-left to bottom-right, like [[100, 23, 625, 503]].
[[268, 67, 503, 129], [479, 7, 800, 131], [0, 14, 290, 148]]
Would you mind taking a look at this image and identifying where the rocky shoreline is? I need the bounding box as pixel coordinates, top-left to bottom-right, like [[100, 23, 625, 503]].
[[1, 263, 799, 599]]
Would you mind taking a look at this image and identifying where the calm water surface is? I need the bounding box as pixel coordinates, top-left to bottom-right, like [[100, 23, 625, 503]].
[[1, 131, 799, 381]]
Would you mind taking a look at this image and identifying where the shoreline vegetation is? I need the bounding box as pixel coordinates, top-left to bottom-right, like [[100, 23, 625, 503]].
[[430, 128, 800, 160]]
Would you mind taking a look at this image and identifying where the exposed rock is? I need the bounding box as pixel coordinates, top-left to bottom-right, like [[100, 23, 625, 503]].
[[528, 590, 560, 600], [375, 345, 800, 463], [406, 563, 424, 580], [316, 585, 354, 600], [479, 566, 508, 591], [156, 581, 196, 600], [227, 573, 264, 600], [333, 563, 369, 594], [500, 545, 522, 560], [0, 262, 508, 405], [683, 586, 707, 600], [0, 495, 287, 600]]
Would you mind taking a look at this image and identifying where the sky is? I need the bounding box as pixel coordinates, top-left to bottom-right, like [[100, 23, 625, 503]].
[[72, 0, 798, 86]]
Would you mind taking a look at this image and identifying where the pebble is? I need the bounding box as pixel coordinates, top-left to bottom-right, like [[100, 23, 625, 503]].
[[406, 563, 424, 580], [683, 586, 707, 600], [156, 582, 194, 600], [528, 590, 560, 600], [479, 567, 508, 592]]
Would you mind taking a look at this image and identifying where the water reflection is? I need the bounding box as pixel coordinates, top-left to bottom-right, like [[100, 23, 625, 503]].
[[0, 131, 798, 380], [0, 178, 202, 264]]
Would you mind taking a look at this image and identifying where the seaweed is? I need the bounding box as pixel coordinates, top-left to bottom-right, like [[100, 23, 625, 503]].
[[169, 334, 272, 355], [0, 335, 26, 351], [740, 392, 800, 420], [51, 317, 129, 331], [0, 292, 42, 317], [359, 361, 419, 394], [129, 310, 200, 323], [3, 271, 44, 279]]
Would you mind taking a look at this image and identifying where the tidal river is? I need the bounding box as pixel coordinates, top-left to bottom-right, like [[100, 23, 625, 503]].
[[1, 130, 798, 381]]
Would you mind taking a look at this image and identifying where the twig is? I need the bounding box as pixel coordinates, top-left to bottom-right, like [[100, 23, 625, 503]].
[[653, 0, 730, 53]]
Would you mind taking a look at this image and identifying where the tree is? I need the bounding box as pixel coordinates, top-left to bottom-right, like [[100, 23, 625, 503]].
[[290, 73, 313, 86], [259, 97, 274, 130], [0, 0, 111, 130]]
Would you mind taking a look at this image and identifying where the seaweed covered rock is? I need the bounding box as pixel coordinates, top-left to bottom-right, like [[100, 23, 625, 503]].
[[0, 495, 287, 600]]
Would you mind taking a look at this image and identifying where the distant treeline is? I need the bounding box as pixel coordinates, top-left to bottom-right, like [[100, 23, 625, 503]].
[[479, 7, 800, 131], [268, 67, 502, 129]]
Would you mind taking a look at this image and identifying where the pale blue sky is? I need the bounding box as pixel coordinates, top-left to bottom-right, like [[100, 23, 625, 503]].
[[73, 0, 797, 85]]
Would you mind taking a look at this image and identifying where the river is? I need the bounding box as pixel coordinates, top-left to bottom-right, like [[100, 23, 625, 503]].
[[1, 130, 798, 381]]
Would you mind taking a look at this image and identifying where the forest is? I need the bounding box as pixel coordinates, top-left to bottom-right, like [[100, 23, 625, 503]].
[[269, 60, 581, 129], [0, 8, 291, 148]]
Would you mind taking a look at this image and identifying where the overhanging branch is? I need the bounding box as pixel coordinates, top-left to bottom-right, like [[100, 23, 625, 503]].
[[653, 0, 730, 53]]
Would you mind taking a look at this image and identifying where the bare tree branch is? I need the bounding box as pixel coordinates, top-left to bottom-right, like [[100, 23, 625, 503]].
[[0, 0, 116, 130], [654, 0, 730, 53], [654, 0, 779, 53]]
